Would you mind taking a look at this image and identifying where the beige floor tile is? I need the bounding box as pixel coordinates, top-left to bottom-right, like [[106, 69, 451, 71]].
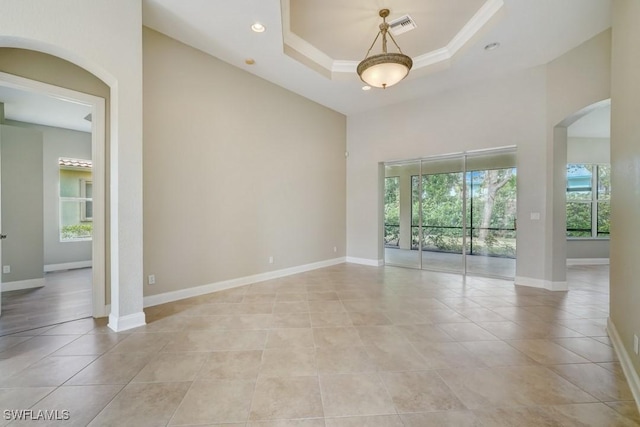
[[543, 402, 639, 426], [472, 406, 560, 426], [316, 346, 377, 374], [0, 336, 32, 352], [506, 339, 590, 364], [0, 387, 55, 427], [266, 328, 314, 348], [549, 363, 635, 401], [310, 312, 353, 327], [247, 420, 325, 427], [313, 327, 362, 347], [275, 292, 308, 302], [272, 313, 311, 328], [38, 318, 100, 335], [393, 324, 454, 343], [558, 319, 608, 336], [164, 329, 267, 352], [308, 301, 346, 313], [260, 347, 317, 377], [308, 292, 339, 301], [356, 326, 408, 347], [325, 414, 403, 426], [401, 411, 477, 427], [460, 341, 537, 367], [380, 370, 465, 413], [363, 341, 430, 372], [605, 401, 640, 424], [250, 376, 324, 420], [436, 322, 500, 342], [273, 301, 310, 314], [348, 312, 392, 326], [438, 365, 597, 409], [381, 310, 428, 325], [0, 355, 43, 382], [421, 308, 471, 323], [12, 385, 123, 427], [1, 355, 97, 387], [319, 373, 395, 417], [196, 350, 262, 381], [411, 341, 487, 369], [89, 382, 190, 427], [52, 333, 127, 356], [553, 337, 618, 362], [132, 352, 208, 382], [229, 314, 275, 330], [170, 379, 255, 425], [243, 293, 277, 303], [108, 332, 174, 353], [66, 352, 154, 385], [234, 302, 275, 315], [0, 335, 79, 359], [474, 321, 545, 340]]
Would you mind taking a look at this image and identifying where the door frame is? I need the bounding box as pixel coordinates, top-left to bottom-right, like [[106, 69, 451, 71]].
[[0, 71, 106, 317]]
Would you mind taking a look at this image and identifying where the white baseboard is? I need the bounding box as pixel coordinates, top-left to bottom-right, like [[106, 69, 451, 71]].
[[514, 276, 568, 291], [143, 257, 346, 308], [346, 257, 384, 267], [1, 278, 45, 292], [44, 260, 92, 272], [108, 311, 146, 332], [607, 318, 640, 412], [567, 258, 610, 266]]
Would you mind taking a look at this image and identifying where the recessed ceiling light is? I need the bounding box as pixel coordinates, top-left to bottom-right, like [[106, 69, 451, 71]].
[[251, 23, 265, 33], [484, 42, 500, 51], [362, 85, 372, 91], [245, 58, 255, 65]]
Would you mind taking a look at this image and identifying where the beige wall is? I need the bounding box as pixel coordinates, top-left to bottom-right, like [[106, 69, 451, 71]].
[[546, 30, 612, 283], [0, 124, 43, 283], [142, 28, 346, 295], [610, 0, 640, 375]]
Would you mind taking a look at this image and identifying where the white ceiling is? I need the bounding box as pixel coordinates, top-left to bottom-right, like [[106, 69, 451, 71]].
[[0, 1, 612, 132], [0, 85, 92, 133], [143, 0, 612, 115]]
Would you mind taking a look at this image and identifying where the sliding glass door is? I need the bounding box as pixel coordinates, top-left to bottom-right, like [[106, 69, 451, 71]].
[[384, 148, 517, 279]]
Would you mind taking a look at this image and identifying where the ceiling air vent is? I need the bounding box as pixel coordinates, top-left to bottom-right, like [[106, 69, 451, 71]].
[[388, 15, 417, 36]]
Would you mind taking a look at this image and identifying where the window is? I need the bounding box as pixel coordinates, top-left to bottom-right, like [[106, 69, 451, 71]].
[[59, 158, 93, 241], [566, 163, 610, 238]]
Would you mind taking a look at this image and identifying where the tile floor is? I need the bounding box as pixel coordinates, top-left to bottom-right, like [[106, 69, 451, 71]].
[[0, 264, 638, 426]]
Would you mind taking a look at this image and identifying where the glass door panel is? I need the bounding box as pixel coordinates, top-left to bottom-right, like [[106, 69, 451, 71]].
[[465, 151, 517, 278], [420, 157, 465, 273], [384, 162, 421, 268]]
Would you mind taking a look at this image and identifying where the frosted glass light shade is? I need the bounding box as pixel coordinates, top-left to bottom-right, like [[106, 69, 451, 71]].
[[357, 53, 413, 89]]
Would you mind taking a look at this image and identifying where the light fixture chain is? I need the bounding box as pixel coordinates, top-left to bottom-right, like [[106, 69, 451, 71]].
[[363, 30, 382, 60], [386, 31, 404, 54]]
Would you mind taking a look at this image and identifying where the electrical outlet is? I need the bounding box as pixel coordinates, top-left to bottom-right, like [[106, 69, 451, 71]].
[[634, 334, 639, 355], [333, 246, 337, 253], [2, 265, 9, 274], [148, 274, 156, 285], [268, 256, 274, 264]]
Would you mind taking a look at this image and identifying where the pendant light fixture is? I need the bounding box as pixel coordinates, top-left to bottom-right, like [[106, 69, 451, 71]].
[[357, 9, 413, 89]]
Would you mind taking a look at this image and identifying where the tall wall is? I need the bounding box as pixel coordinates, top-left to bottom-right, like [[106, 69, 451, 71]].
[[142, 28, 346, 296], [0, 124, 43, 283], [610, 0, 640, 376]]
